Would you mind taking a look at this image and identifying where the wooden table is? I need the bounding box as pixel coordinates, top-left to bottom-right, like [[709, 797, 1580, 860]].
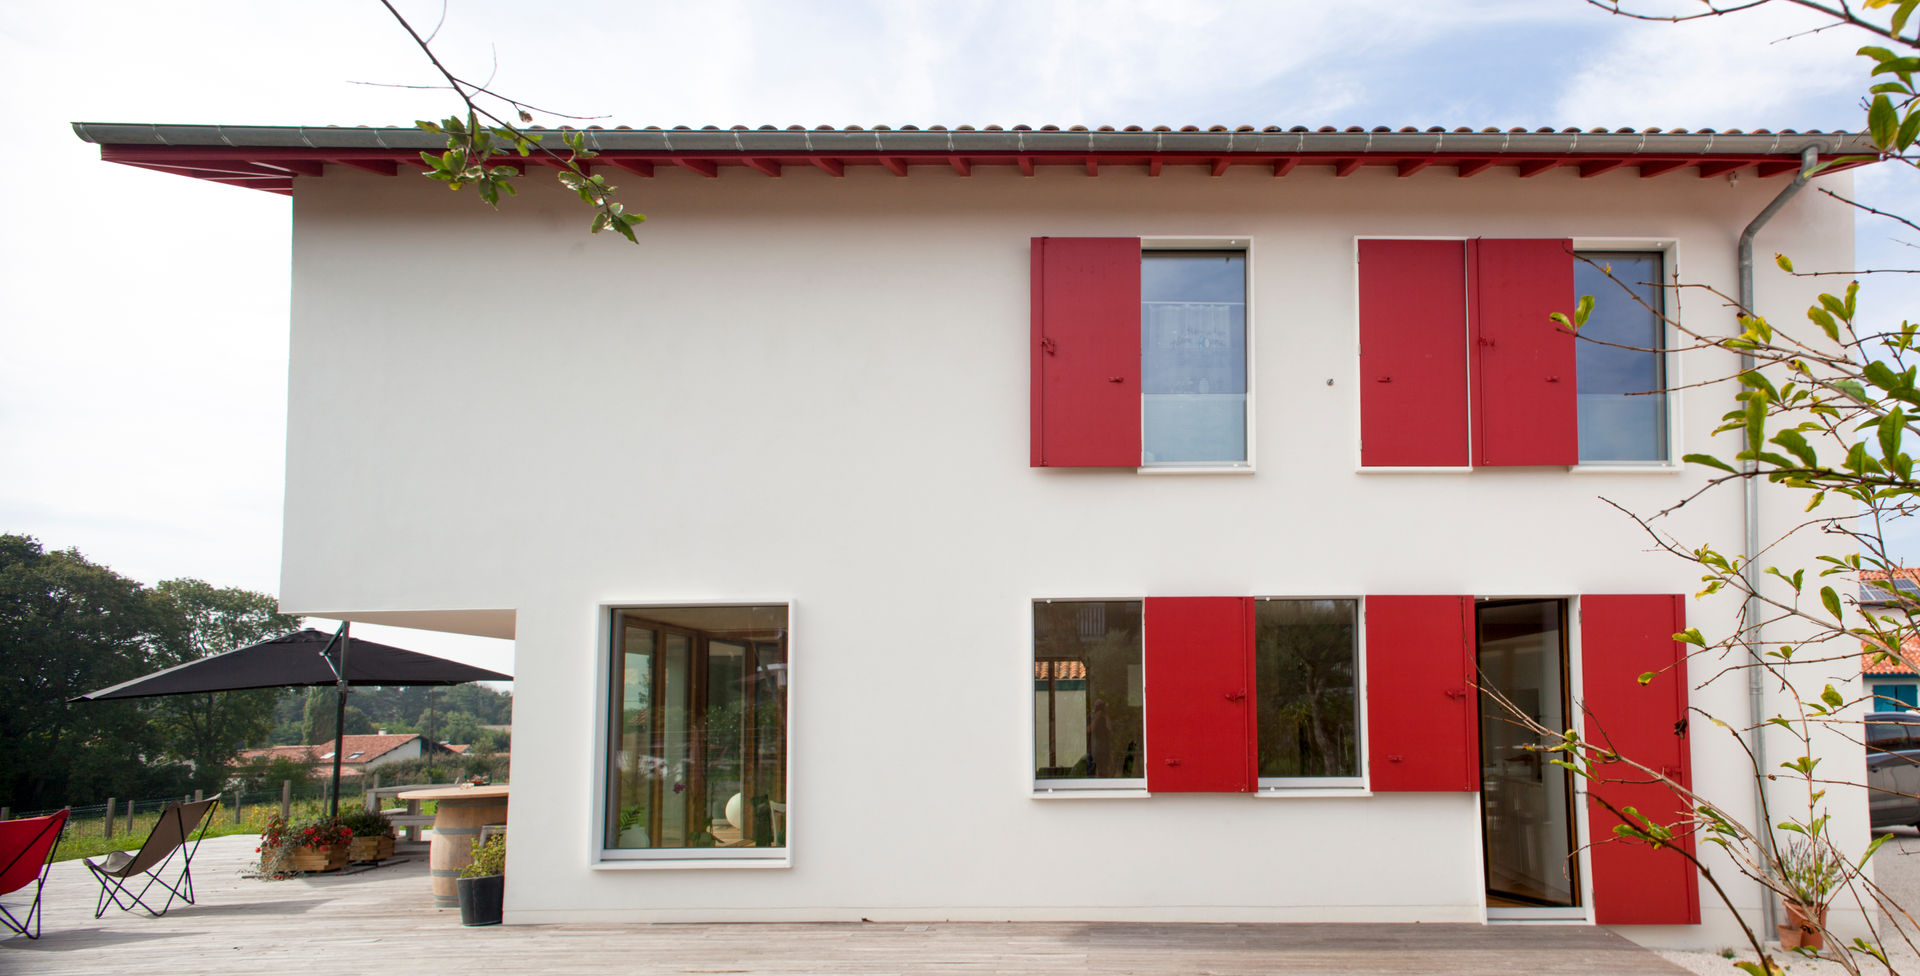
[[398, 784, 509, 907]]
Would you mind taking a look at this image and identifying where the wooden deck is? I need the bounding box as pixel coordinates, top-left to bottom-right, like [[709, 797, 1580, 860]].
[[1, 835, 1689, 975]]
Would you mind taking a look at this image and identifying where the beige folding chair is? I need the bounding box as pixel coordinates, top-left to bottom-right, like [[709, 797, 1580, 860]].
[[85, 796, 218, 918]]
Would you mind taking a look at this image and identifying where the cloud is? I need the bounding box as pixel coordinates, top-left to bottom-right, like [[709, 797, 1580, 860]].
[[1553, 4, 1865, 130]]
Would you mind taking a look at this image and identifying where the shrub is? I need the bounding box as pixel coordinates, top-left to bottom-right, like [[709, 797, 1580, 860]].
[[338, 805, 395, 839], [461, 835, 505, 878], [256, 812, 351, 877]]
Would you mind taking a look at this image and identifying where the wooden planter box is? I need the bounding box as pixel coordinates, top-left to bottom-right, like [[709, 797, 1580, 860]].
[[288, 844, 348, 873], [348, 835, 395, 863]]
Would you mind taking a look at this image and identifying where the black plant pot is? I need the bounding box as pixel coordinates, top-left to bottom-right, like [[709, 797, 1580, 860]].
[[457, 874, 504, 926]]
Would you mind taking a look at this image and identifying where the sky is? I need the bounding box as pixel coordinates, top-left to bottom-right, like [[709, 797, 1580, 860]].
[[1, 0, 1916, 678]]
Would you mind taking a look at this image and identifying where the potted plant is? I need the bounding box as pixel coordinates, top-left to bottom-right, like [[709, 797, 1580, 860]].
[[257, 813, 352, 875], [1777, 837, 1843, 951], [341, 806, 397, 863], [457, 835, 505, 926]]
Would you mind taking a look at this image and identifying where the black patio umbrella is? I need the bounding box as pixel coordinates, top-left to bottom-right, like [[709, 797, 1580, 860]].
[[74, 623, 512, 815]]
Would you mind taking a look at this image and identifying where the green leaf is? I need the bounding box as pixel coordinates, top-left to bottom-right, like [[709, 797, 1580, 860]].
[[1821, 684, 1845, 709], [1872, 94, 1899, 147], [1861, 45, 1899, 64], [1638, 671, 1656, 686], [1744, 394, 1766, 448], [1900, 108, 1920, 152], [1775, 253, 1794, 273], [1770, 429, 1818, 468], [1895, 0, 1920, 35], [1822, 585, 1844, 621], [1879, 407, 1907, 461], [1675, 628, 1706, 647], [1681, 453, 1738, 474]]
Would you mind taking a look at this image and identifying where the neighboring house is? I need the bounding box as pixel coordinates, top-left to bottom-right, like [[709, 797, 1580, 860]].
[[233, 733, 457, 778], [1862, 569, 1920, 711], [78, 121, 1875, 947]]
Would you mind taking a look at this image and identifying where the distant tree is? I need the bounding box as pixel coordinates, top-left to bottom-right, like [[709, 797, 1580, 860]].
[[302, 688, 374, 744], [145, 579, 299, 794], [0, 535, 167, 810]]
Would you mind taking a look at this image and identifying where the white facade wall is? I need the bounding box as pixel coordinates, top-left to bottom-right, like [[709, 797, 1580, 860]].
[[280, 163, 1859, 946]]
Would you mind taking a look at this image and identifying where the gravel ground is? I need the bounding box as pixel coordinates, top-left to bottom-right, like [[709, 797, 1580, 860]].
[[1658, 828, 1920, 975]]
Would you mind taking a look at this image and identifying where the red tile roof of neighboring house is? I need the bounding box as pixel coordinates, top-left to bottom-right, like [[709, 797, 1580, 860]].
[[232, 734, 450, 768], [1861, 569, 1920, 675]]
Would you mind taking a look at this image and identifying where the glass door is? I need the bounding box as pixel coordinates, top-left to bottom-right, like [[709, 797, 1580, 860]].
[[1477, 599, 1581, 909]]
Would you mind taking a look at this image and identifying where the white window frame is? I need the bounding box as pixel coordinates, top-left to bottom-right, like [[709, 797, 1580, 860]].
[[592, 600, 794, 869], [1137, 236, 1257, 475]]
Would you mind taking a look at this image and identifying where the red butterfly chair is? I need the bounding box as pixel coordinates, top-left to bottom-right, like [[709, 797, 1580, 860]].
[[0, 808, 70, 940]]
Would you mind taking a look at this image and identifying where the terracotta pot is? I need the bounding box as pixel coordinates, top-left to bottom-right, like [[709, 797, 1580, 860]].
[[348, 835, 395, 863], [1781, 903, 1826, 951]]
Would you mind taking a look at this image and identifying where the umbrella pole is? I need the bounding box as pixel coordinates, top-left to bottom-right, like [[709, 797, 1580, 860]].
[[330, 622, 351, 817]]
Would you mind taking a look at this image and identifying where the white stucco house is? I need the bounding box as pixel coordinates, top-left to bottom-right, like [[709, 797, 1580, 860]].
[[76, 120, 1876, 947]]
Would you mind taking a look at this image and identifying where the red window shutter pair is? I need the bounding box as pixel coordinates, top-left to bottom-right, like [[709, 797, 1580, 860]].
[[1357, 239, 1577, 467], [1031, 237, 1141, 467], [1365, 593, 1697, 925]]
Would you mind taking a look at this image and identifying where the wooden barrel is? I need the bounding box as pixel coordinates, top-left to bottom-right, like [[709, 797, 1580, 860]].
[[426, 797, 509, 907]]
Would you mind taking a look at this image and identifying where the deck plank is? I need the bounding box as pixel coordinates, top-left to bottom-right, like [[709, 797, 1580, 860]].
[[0, 836, 1689, 975]]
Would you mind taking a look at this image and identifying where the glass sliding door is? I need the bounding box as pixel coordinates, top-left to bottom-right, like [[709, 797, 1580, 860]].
[[1476, 599, 1581, 909]]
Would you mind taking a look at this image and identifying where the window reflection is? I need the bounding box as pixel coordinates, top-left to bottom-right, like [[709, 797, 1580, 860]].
[[1034, 601, 1144, 781], [1254, 599, 1359, 779], [1142, 251, 1247, 464], [607, 605, 787, 851], [1575, 251, 1668, 463]]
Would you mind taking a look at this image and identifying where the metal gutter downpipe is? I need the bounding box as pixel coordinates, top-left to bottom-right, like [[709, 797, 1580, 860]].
[[1736, 143, 1820, 936]]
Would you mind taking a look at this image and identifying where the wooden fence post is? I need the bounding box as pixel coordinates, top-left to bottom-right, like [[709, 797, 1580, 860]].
[[193, 789, 203, 803], [104, 797, 115, 839], [125, 800, 134, 836], [280, 780, 292, 820], [235, 784, 244, 823]]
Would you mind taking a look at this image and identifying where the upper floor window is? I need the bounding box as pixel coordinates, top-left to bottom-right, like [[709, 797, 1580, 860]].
[[1030, 238, 1250, 469], [1142, 251, 1247, 465], [1574, 251, 1669, 464]]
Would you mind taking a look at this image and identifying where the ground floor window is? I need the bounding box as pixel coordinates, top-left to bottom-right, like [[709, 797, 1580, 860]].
[[1033, 600, 1145, 784], [1254, 598, 1360, 783], [606, 604, 788, 852]]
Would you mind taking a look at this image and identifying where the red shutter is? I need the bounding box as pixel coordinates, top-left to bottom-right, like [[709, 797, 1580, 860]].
[[1469, 239, 1578, 466], [1144, 597, 1256, 793], [1365, 595, 1478, 792], [1581, 594, 1698, 925], [1358, 240, 1471, 466], [1031, 237, 1141, 467]]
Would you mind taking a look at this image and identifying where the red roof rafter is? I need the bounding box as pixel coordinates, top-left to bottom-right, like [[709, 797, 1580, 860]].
[[605, 158, 654, 177], [84, 128, 1877, 195], [331, 158, 399, 176]]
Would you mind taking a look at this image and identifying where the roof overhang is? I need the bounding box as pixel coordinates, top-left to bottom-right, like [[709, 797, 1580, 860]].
[[73, 123, 1880, 197]]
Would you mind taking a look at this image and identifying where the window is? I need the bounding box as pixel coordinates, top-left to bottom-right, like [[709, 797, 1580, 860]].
[[606, 605, 787, 856], [1033, 600, 1144, 785], [1254, 599, 1359, 783], [1575, 251, 1669, 463], [1357, 238, 1673, 468], [1031, 597, 1359, 793], [1142, 251, 1247, 465], [1031, 238, 1249, 469]]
